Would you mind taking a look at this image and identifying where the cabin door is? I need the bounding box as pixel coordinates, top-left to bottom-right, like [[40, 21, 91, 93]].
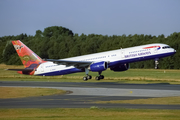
[[121, 50, 125, 58]]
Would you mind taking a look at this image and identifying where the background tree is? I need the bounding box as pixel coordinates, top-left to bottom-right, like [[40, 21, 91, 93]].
[[0, 26, 179, 69]]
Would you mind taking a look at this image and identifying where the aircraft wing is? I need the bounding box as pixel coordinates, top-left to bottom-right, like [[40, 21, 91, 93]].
[[45, 59, 93, 68], [6, 68, 34, 72]]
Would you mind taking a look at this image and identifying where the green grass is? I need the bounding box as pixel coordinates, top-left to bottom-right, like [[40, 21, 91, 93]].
[[0, 108, 180, 120], [0, 87, 66, 99], [1, 64, 180, 84]]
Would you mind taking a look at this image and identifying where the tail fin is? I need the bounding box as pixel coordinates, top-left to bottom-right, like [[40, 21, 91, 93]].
[[12, 40, 43, 68]]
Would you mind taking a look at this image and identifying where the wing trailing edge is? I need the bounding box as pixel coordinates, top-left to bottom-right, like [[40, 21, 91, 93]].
[[5, 68, 34, 72], [44, 59, 92, 68]]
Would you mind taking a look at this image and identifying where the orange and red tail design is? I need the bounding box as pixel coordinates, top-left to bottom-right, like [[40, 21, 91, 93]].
[[12, 40, 44, 69]]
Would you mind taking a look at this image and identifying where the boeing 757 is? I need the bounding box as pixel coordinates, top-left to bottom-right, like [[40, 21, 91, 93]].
[[7, 40, 176, 81]]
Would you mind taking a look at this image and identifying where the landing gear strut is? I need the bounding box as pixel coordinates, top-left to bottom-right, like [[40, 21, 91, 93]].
[[155, 58, 159, 69], [95, 71, 104, 80], [83, 68, 92, 81]]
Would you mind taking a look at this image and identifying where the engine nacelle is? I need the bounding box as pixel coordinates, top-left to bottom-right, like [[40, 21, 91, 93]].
[[90, 61, 108, 72], [110, 63, 129, 72]]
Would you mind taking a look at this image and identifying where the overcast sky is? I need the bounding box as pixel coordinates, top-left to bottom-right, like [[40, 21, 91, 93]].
[[0, 0, 180, 37]]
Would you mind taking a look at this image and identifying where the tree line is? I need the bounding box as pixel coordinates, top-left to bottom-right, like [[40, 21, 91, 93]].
[[0, 26, 180, 69]]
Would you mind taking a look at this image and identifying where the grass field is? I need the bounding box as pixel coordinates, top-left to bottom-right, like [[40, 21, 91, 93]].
[[0, 87, 66, 99], [1, 64, 180, 84], [0, 108, 180, 120]]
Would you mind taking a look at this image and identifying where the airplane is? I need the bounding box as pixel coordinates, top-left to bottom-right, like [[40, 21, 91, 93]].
[[7, 40, 176, 81]]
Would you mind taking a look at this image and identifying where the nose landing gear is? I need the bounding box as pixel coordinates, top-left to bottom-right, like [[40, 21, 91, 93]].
[[155, 58, 159, 69]]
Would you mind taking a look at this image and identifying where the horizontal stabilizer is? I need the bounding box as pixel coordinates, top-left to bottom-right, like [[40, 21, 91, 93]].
[[6, 68, 34, 72]]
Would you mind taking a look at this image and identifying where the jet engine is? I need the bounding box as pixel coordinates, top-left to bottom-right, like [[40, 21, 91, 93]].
[[110, 63, 129, 71], [90, 61, 108, 72]]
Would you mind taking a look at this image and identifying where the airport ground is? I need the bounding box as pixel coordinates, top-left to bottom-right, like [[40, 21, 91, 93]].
[[1, 64, 180, 83], [1, 81, 180, 120], [0, 64, 180, 119]]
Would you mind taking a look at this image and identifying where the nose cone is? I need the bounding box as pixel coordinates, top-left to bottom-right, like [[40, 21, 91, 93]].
[[169, 48, 176, 55], [172, 49, 176, 55]]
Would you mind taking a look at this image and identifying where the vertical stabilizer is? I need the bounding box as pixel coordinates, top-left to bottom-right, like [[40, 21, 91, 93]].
[[12, 40, 43, 68]]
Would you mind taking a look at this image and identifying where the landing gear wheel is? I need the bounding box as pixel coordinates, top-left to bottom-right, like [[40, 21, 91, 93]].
[[83, 77, 88, 81], [154, 58, 159, 69], [99, 75, 104, 79], [155, 66, 158, 69], [95, 76, 100, 80], [87, 75, 92, 79]]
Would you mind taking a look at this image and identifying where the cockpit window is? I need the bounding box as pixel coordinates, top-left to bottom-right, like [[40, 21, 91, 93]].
[[162, 46, 171, 49]]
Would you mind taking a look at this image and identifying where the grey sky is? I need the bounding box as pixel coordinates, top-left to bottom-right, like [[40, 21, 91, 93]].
[[0, 0, 180, 37]]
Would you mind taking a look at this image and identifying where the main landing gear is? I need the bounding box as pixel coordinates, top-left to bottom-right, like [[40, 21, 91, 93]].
[[83, 68, 92, 81], [83, 75, 92, 81], [95, 71, 104, 80], [83, 68, 104, 81]]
